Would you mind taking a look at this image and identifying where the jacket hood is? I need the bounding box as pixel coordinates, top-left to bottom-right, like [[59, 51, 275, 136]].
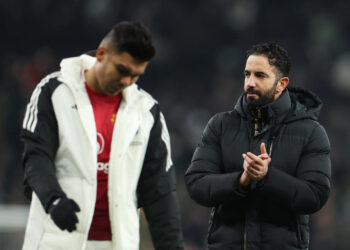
[[285, 86, 323, 122], [58, 54, 142, 104], [234, 86, 323, 123]]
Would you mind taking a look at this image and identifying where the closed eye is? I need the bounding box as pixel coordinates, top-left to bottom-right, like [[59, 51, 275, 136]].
[[116, 65, 131, 76], [116, 64, 143, 79], [255, 72, 267, 78]]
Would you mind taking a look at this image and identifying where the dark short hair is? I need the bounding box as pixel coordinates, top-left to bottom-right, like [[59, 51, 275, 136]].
[[104, 21, 156, 62], [247, 42, 291, 77]]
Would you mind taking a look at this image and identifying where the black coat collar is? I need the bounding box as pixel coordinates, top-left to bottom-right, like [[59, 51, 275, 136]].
[[236, 89, 291, 124]]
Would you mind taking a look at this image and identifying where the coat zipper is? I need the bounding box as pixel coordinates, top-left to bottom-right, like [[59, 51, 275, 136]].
[[244, 223, 247, 250], [269, 136, 275, 157], [248, 108, 261, 250], [254, 118, 258, 137], [247, 108, 263, 250], [254, 109, 261, 137]]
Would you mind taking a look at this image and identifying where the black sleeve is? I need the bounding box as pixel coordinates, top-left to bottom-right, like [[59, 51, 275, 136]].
[[258, 124, 331, 214], [143, 191, 183, 250], [184, 114, 248, 208], [21, 76, 66, 212], [137, 104, 184, 250]]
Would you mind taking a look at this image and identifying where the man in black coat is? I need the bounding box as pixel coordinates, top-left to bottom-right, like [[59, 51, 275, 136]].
[[184, 42, 331, 250]]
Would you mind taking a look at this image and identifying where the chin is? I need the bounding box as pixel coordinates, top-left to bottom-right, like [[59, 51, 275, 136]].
[[106, 92, 118, 96], [247, 96, 259, 103], [104, 88, 120, 96]]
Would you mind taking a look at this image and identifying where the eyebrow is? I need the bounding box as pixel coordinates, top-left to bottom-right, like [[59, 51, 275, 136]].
[[255, 71, 268, 76], [116, 64, 131, 74], [244, 70, 268, 76], [115, 64, 144, 78]]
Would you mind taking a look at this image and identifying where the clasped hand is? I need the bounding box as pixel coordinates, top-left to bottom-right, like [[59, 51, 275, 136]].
[[240, 143, 271, 186]]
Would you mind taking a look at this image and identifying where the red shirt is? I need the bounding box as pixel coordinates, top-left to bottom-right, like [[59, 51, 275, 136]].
[[85, 82, 121, 240]]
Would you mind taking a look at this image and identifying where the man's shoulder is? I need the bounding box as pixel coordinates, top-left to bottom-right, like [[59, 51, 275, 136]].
[[34, 71, 63, 96], [206, 110, 241, 135], [41, 71, 61, 84], [127, 84, 158, 108], [210, 110, 240, 124], [285, 117, 327, 140], [135, 85, 157, 101], [288, 116, 321, 129]]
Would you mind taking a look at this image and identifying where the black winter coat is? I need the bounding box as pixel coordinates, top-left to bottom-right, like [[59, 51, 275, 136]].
[[185, 87, 331, 250]]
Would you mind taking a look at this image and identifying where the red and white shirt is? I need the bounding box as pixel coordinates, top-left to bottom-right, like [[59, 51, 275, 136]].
[[85, 82, 121, 240]]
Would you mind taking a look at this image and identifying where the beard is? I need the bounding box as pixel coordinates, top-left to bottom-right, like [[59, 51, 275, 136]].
[[245, 80, 278, 109]]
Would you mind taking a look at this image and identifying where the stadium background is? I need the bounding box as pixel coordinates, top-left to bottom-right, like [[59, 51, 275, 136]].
[[0, 0, 349, 249]]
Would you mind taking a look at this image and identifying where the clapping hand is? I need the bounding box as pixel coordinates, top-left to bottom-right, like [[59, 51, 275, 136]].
[[240, 143, 271, 186]]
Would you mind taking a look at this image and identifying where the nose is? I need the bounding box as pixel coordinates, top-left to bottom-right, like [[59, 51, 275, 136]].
[[120, 76, 133, 86], [246, 75, 256, 88]]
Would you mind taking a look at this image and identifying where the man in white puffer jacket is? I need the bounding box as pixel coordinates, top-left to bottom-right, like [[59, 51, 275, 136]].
[[21, 21, 184, 250]]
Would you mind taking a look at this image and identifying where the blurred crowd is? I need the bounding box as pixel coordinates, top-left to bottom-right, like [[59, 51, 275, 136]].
[[1, 0, 350, 249]]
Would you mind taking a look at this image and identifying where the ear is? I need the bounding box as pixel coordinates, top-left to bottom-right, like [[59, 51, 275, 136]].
[[95, 46, 107, 62], [276, 77, 289, 93]]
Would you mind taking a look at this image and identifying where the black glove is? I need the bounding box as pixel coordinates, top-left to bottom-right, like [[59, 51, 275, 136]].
[[49, 197, 80, 232]]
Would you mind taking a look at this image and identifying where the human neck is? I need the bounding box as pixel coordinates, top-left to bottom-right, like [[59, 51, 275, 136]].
[[84, 68, 102, 94]]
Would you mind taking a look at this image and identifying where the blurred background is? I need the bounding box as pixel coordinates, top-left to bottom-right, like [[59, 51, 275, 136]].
[[0, 0, 349, 249]]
